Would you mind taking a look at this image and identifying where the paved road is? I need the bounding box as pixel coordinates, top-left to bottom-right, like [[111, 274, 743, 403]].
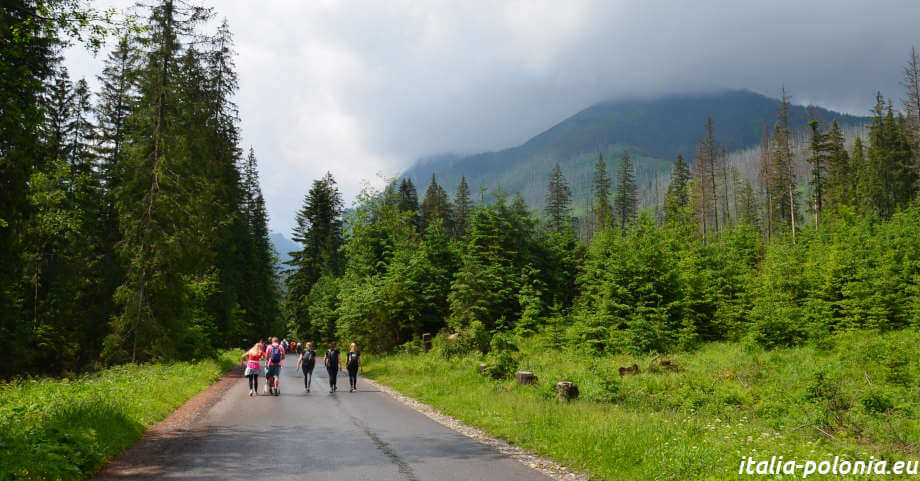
[[110, 361, 552, 481]]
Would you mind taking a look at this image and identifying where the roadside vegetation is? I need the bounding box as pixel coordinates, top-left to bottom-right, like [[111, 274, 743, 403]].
[[367, 331, 920, 481], [0, 350, 240, 481]]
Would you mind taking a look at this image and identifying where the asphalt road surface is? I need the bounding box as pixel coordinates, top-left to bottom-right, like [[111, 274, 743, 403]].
[[107, 362, 552, 481]]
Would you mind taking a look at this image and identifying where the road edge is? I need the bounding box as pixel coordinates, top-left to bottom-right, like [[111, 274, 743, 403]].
[[89, 365, 244, 480], [361, 375, 591, 481]]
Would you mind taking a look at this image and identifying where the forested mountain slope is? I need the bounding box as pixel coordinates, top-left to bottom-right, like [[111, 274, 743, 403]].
[[403, 90, 868, 212]]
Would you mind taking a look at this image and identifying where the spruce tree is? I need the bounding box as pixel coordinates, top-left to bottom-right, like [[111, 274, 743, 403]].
[[613, 150, 638, 229], [286, 172, 344, 338], [824, 119, 850, 211], [544, 163, 572, 233], [591, 153, 612, 232], [453, 176, 472, 239], [664, 154, 690, 224], [806, 119, 829, 228], [397, 178, 420, 230], [420, 173, 453, 233]]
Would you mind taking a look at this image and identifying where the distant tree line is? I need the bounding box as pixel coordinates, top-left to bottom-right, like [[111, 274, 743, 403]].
[[0, 0, 278, 377], [284, 50, 920, 355]]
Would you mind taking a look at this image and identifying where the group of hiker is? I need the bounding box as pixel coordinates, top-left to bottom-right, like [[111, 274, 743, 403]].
[[241, 337, 361, 396]]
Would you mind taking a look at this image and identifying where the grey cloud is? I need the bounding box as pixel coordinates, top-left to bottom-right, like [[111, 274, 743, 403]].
[[67, 0, 920, 233]]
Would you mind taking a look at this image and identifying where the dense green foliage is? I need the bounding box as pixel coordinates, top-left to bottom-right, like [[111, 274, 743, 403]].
[[366, 331, 920, 481], [0, 350, 240, 481], [0, 1, 278, 376], [286, 89, 918, 354]]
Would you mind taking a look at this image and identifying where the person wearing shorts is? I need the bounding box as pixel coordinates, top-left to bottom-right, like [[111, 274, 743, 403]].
[[265, 337, 285, 396]]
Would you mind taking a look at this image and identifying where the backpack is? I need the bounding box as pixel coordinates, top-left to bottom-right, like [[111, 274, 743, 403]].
[[269, 345, 282, 363], [347, 351, 359, 368]]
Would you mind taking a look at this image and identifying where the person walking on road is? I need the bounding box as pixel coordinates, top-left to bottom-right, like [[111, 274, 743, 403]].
[[346, 343, 361, 392], [296, 341, 316, 393], [265, 337, 285, 396], [241, 343, 264, 396], [324, 341, 342, 393]]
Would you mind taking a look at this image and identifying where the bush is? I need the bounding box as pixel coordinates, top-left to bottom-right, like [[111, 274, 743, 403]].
[[859, 387, 895, 414], [481, 351, 517, 380], [399, 337, 424, 356], [439, 321, 491, 359]]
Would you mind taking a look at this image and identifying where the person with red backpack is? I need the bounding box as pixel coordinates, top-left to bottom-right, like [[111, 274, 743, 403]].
[[265, 337, 285, 396]]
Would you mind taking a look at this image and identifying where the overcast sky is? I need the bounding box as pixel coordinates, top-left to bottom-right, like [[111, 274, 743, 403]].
[[65, 0, 920, 234]]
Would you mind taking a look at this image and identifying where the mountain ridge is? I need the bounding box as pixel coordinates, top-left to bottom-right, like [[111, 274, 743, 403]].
[[402, 89, 869, 213]]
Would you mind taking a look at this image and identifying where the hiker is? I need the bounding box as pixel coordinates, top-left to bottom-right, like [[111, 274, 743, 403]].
[[265, 337, 285, 396], [296, 341, 316, 393], [241, 342, 264, 396], [346, 342, 361, 392], [324, 341, 342, 393]]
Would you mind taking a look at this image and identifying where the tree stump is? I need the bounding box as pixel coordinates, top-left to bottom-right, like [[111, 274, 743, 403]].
[[422, 333, 432, 353], [479, 363, 487, 374], [556, 381, 579, 401], [516, 371, 537, 385], [619, 363, 639, 376]]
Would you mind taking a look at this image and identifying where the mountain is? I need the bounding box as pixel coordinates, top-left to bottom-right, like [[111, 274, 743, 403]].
[[402, 89, 869, 214], [269, 232, 298, 265]]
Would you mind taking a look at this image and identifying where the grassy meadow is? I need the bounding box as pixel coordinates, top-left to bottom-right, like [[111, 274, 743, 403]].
[[0, 350, 240, 481], [365, 330, 920, 480]]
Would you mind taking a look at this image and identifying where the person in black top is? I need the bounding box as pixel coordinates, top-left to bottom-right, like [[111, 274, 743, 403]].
[[324, 341, 342, 393], [346, 343, 361, 392], [296, 341, 316, 393]]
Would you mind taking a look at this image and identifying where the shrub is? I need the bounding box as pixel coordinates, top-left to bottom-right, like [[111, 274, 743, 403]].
[[481, 351, 517, 380], [859, 387, 894, 414]]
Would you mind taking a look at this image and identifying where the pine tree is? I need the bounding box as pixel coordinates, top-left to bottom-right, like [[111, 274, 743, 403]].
[[850, 136, 869, 210], [420, 173, 453, 233], [613, 150, 638, 229], [866, 93, 916, 217], [806, 119, 829, 228], [545, 163, 572, 233], [105, 0, 219, 362], [286, 172, 344, 339], [664, 154, 690, 224], [770, 88, 798, 242], [397, 178, 419, 231], [591, 153, 612, 232], [823, 120, 850, 211], [453, 175, 472, 238]]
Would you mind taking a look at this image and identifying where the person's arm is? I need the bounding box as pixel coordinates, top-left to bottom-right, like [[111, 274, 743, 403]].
[[296, 353, 302, 372]]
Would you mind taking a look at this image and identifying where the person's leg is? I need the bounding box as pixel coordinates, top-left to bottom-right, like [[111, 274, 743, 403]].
[[327, 368, 336, 392], [348, 368, 357, 390]]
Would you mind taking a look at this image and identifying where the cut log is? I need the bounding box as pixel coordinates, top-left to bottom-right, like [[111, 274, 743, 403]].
[[479, 363, 487, 373], [556, 381, 579, 401], [516, 370, 537, 385], [618, 363, 639, 377], [422, 333, 432, 353]]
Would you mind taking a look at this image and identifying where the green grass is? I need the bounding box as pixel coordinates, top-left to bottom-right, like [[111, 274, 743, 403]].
[[365, 331, 920, 480], [0, 350, 241, 481]]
